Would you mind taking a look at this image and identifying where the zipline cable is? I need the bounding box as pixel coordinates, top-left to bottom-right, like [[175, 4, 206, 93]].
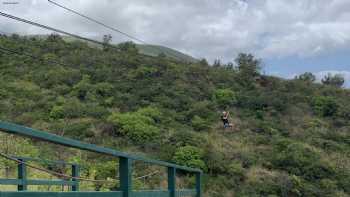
[[48, 0, 147, 45], [0, 11, 120, 51]]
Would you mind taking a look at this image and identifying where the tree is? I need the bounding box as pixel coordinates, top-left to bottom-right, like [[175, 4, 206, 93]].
[[213, 59, 221, 67], [235, 53, 261, 85], [72, 75, 94, 101], [199, 58, 209, 66], [297, 72, 316, 82], [117, 41, 138, 54], [321, 73, 345, 88], [225, 62, 234, 70], [102, 34, 112, 51], [158, 52, 166, 58], [47, 33, 64, 43]]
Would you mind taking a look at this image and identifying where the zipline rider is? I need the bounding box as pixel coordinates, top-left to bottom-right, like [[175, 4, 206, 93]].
[[221, 111, 233, 129]]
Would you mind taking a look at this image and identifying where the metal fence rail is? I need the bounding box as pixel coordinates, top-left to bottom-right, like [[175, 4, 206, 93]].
[[0, 192, 123, 197], [0, 121, 203, 197], [175, 189, 196, 197]]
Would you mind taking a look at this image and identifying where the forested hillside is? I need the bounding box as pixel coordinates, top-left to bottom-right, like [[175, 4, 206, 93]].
[[0, 34, 349, 197]]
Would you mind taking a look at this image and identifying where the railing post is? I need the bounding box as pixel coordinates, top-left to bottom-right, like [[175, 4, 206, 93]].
[[168, 167, 176, 197], [195, 172, 202, 197], [17, 158, 27, 191], [71, 164, 79, 191], [119, 157, 132, 197]]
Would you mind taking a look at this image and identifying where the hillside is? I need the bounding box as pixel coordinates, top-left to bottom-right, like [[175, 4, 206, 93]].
[[0, 34, 349, 196], [136, 44, 198, 63], [21, 34, 198, 63]]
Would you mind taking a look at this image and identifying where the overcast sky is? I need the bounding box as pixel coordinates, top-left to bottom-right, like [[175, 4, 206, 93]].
[[1, 0, 349, 87]]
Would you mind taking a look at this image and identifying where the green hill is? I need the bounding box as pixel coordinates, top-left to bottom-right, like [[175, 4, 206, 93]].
[[136, 44, 198, 63], [22, 34, 198, 63], [0, 34, 349, 196]]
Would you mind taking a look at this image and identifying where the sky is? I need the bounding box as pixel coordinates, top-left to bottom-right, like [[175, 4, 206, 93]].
[[0, 0, 349, 87]]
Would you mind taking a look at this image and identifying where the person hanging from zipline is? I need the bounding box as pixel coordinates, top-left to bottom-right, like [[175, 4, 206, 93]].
[[221, 111, 233, 129]]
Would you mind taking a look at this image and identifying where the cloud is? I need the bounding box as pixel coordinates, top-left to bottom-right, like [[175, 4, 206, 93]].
[[1, 0, 350, 63]]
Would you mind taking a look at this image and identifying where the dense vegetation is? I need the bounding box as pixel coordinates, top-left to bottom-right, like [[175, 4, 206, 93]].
[[0, 34, 349, 196]]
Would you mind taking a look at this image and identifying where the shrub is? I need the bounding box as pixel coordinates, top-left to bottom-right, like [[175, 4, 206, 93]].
[[137, 107, 162, 123], [244, 168, 286, 196], [95, 82, 114, 97], [227, 162, 245, 180], [49, 105, 65, 120], [311, 96, 338, 117], [191, 115, 210, 131], [187, 100, 216, 120], [60, 98, 87, 119], [168, 130, 205, 148], [173, 146, 206, 171], [108, 107, 161, 143], [272, 142, 335, 181], [297, 72, 316, 82], [236, 91, 268, 111], [64, 119, 95, 139], [72, 75, 94, 101], [213, 89, 237, 107]]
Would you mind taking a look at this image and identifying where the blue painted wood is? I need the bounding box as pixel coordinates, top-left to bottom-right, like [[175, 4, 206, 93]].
[[26, 179, 76, 186], [168, 167, 176, 197], [71, 165, 79, 191], [119, 157, 132, 197], [17, 159, 26, 191], [0, 191, 123, 197], [0, 179, 21, 185], [175, 189, 196, 197], [0, 179, 76, 186], [132, 190, 169, 197], [195, 173, 202, 197], [12, 156, 77, 166]]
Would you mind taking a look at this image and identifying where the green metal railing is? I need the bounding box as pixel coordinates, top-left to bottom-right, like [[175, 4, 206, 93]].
[[0, 121, 202, 197], [0, 156, 80, 191]]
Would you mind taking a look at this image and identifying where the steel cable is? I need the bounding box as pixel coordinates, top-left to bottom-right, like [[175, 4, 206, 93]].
[[48, 0, 147, 45], [0, 11, 120, 51]]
